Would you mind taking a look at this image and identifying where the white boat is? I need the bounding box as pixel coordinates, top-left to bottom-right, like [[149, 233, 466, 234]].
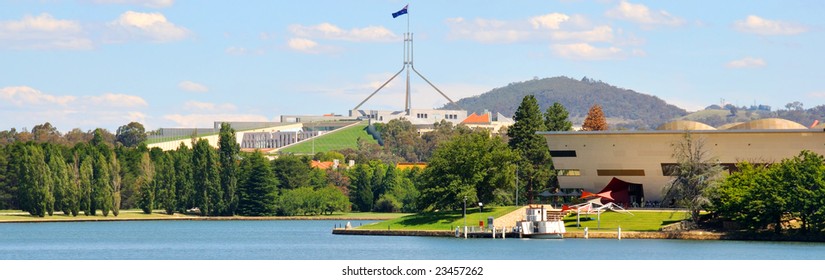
[[517, 205, 566, 239]]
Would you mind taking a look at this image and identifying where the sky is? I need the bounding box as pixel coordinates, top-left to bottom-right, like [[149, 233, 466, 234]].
[[1, 0, 823, 132]]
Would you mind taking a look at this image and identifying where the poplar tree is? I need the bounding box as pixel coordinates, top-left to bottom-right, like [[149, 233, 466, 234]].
[[18, 144, 53, 217], [93, 154, 113, 217], [192, 139, 220, 216], [173, 143, 194, 213], [137, 152, 155, 214], [79, 157, 93, 215], [154, 153, 176, 214], [109, 151, 122, 216], [217, 123, 239, 216], [46, 145, 71, 215]]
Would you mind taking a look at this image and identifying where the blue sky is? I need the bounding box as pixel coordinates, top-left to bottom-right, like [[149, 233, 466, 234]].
[[0, 0, 822, 131]]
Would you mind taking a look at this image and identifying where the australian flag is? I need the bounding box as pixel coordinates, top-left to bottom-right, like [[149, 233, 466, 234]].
[[392, 4, 408, 18]]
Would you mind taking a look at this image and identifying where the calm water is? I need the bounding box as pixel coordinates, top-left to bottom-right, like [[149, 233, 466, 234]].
[[1, 220, 823, 260]]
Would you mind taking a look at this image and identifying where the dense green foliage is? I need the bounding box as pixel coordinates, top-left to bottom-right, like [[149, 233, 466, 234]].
[[237, 151, 278, 216], [419, 131, 518, 210], [441, 76, 687, 129], [711, 150, 825, 234]]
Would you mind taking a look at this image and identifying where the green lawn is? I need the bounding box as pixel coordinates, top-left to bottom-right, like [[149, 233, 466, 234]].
[[279, 122, 377, 154], [564, 210, 690, 231], [359, 206, 520, 231], [358, 208, 690, 232]]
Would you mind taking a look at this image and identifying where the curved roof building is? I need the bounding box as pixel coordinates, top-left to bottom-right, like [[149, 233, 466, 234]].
[[656, 120, 717, 131], [726, 118, 807, 130]]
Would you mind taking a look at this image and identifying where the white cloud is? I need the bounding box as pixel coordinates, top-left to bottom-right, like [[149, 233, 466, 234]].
[[726, 57, 766, 68], [107, 11, 190, 42], [530, 13, 570, 30], [606, 1, 685, 27], [88, 0, 174, 8], [163, 114, 270, 128], [808, 92, 825, 98], [287, 38, 318, 52], [552, 43, 623, 60], [85, 93, 148, 107], [178, 80, 209, 93], [734, 15, 807, 36], [288, 22, 398, 42], [183, 101, 237, 112], [0, 13, 93, 50], [445, 17, 533, 44], [0, 86, 147, 131], [0, 86, 76, 106], [551, 25, 614, 42]]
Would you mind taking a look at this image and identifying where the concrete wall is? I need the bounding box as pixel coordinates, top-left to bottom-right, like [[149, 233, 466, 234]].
[[541, 129, 825, 201], [147, 123, 304, 151]]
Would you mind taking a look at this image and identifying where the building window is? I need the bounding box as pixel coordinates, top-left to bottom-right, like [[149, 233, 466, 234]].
[[549, 150, 577, 157], [556, 169, 581, 176], [596, 169, 645, 176]]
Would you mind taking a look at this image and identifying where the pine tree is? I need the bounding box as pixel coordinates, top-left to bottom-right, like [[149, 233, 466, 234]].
[[507, 95, 553, 204], [582, 104, 608, 131], [237, 150, 278, 216], [173, 143, 194, 213], [544, 102, 573, 131], [217, 123, 239, 216], [154, 153, 176, 215]]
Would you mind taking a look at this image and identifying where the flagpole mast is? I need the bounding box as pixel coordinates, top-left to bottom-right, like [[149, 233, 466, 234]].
[[404, 6, 411, 114]]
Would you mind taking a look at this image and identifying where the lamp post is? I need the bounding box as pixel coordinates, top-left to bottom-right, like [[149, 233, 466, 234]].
[[463, 196, 467, 229]]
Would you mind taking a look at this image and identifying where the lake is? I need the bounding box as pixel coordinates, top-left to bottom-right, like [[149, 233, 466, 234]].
[[0, 220, 822, 260]]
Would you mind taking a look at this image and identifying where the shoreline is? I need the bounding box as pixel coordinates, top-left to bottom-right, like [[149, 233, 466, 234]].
[[332, 228, 825, 242], [0, 213, 396, 224]]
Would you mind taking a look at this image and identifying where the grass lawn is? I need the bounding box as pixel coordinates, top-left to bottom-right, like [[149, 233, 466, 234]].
[[359, 206, 521, 231], [279, 122, 377, 154], [358, 208, 690, 232], [564, 210, 690, 231]]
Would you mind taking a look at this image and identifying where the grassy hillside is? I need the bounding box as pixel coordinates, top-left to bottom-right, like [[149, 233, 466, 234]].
[[278, 122, 377, 154]]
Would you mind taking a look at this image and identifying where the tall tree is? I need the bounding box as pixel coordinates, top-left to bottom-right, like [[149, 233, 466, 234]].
[[45, 145, 71, 215], [544, 102, 573, 131], [115, 122, 147, 147], [137, 152, 155, 214], [109, 151, 122, 216], [92, 154, 113, 217], [17, 144, 53, 217], [663, 132, 723, 224], [32, 122, 63, 144], [79, 155, 93, 215], [379, 119, 421, 162], [154, 152, 176, 215], [507, 95, 553, 204], [349, 163, 374, 212], [581, 104, 608, 131], [192, 138, 220, 216], [237, 150, 278, 216], [271, 155, 312, 190], [217, 123, 239, 216], [173, 143, 194, 213]]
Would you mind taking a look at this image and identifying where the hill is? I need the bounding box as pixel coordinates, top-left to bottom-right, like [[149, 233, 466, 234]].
[[441, 76, 687, 129], [278, 122, 377, 154]]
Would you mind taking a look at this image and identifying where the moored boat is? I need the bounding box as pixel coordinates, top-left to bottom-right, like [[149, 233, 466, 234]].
[[517, 205, 566, 239]]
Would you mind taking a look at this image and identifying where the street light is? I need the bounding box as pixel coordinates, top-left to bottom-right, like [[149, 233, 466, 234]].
[[463, 196, 467, 229], [478, 202, 483, 215]]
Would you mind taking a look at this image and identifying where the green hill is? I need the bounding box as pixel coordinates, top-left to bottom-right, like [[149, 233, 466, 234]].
[[278, 122, 377, 154], [441, 76, 687, 130]]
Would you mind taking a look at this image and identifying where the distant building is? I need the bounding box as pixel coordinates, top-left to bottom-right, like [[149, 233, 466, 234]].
[[541, 118, 825, 205], [460, 111, 514, 134], [349, 109, 467, 126]]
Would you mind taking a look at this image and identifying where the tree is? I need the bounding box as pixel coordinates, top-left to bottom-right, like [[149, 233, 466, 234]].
[[712, 162, 785, 232], [173, 143, 194, 213], [771, 150, 825, 233], [785, 101, 804, 111], [237, 150, 278, 216], [16, 144, 53, 217], [45, 145, 71, 215], [217, 123, 239, 216], [92, 154, 113, 217], [116, 122, 147, 147], [581, 104, 608, 131], [32, 122, 62, 144], [379, 119, 422, 162], [544, 102, 573, 131], [349, 163, 374, 212], [507, 95, 553, 204], [663, 132, 723, 224], [137, 152, 155, 214], [192, 139, 220, 216], [109, 150, 122, 216], [419, 131, 518, 210], [271, 155, 312, 190], [154, 152, 176, 215], [79, 155, 93, 215]]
